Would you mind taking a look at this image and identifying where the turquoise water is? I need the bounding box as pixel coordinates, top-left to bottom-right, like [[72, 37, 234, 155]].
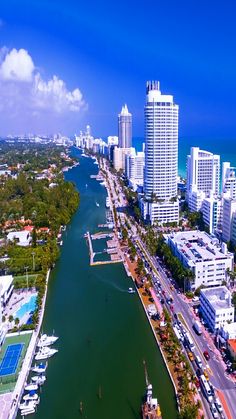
[[14, 294, 37, 319], [133, 136, 236, 178]]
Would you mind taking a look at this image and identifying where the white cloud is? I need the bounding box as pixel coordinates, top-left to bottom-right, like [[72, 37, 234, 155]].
[[0, 48, 35, 82], [33, 73, 84, 112], [0, 47, 86, 121]]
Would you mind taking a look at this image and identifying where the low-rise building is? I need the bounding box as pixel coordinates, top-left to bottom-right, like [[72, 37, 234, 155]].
[[0, 275, 14, 307], [222, 197, 236, 244], [167, 231, 234, 290], [219, 322, 236, 341], [7, 230, 32, 246], [200, 286, 234, 332], [201, 195, 222, 234]]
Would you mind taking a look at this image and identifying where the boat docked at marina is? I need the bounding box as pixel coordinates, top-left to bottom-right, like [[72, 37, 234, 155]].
[[20, 407, 36, 416], [31, 374, 46, 385], [142, 361, 162, 419], [37, 333, 58, 348], [106, 197, 111, 208], [31, 362, 47, 374], [35, 346, 58, 360], [23, 391, 39, 402], [19, 400, 39, 411], [25, 383, 38, 391]]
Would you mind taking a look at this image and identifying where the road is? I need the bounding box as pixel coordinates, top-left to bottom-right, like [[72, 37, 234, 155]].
[[102, 159, 236, 419]]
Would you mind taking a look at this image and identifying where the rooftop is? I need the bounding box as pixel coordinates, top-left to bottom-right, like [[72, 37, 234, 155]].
[[168, 230, 232, 265], [200, 286, 232, 311], [228, 339, 236, 353]]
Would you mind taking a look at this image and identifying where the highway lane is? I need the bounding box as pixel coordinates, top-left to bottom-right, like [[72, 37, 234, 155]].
[[135, 236, 236, 419], [103, 162, 236, 419]]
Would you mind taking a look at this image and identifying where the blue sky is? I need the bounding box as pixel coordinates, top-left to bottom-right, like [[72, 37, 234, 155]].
[[0, 0, 236, 137]]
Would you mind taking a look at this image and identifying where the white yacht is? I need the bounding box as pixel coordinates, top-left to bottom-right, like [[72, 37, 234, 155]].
[[37, 334, 58, 348], [35, 346, 58, 360], [128, 287, 135, 293], [23, 392, 39, 402], [31, 362, 47, 374], [106, 197, 111, 208], [95, 201, 100, 207], [31, 375, 46, 385], [21, 407, 36, 416], [25, 383, 38, 391], [19, 400, 38, 411]]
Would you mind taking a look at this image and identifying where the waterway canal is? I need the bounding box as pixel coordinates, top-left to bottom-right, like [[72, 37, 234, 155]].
[[35, 148, 177, 419]]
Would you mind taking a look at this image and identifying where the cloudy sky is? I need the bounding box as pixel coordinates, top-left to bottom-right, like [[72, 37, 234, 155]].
[[0, 0, 236, 137]]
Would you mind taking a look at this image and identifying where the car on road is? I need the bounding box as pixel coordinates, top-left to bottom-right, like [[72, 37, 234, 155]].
[[195, 355, 203, 368], [196, 368, 202, 377], [188, 351, 194, 362], [203, 369, 209, 380], [194, 377, 200, 389], [210, 403, 219, 418], [214, 397, 223, 414], [203, 350, 210, 360]]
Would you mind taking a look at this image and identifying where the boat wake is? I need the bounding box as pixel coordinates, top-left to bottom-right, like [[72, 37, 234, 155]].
[[100, 278, 131, 293]]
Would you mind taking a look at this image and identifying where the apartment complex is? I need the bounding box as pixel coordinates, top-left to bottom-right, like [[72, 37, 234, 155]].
[[125, 150, 145, 190], [200, 287, 234, 332], [187, 147, 220, 212], [141, 81, 179, 225], [167, 231, 234, 291]]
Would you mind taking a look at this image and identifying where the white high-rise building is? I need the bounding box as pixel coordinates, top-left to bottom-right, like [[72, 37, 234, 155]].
[[125, 150, 145, 190], [222, 162, 236, 199], [222, 197, 236, 243], [118, 105, 132, 148], [187, 147, 220, 212], [113, 146, 134, 172], [201, 194, 222, 234], [141, 81, 179, 225]]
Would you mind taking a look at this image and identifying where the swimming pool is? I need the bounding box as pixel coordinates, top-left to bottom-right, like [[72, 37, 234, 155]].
[[14, 294, 37, 320]]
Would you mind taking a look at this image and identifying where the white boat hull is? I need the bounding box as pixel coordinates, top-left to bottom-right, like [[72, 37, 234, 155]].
[[31, 375, 46, 385], [25, 384, 38, 391], [23, 394, 38, 402]]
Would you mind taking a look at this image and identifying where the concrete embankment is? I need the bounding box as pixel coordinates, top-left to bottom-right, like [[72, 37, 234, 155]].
[[8, 269, 51, 419]]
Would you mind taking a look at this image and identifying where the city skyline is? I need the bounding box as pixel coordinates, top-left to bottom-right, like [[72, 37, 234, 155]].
[[0, 1, 236, 137]]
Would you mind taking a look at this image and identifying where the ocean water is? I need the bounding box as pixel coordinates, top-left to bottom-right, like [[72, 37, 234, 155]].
[[133, 137, 236, 178]]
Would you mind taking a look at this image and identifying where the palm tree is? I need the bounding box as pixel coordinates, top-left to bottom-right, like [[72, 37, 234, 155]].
[[15, 317, 20, 327]]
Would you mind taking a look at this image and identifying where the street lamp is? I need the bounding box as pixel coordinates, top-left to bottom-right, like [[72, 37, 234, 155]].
[[25, 266, 29, 291], [32, 252, 35, 271]]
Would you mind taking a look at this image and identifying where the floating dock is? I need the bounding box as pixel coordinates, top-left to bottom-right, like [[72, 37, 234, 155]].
[[85, 231, 122, 266]]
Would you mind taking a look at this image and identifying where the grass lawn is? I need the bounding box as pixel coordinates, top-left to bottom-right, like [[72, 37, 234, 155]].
[[0, 332, 32, 394]]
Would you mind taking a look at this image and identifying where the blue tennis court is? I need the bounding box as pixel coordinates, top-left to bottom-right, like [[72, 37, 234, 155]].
[[0, 343, 24, 376]]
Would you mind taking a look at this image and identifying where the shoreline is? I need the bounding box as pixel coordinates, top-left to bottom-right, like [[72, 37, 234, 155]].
[[8, 268, 51, 419], [95, 154, 179, 410]]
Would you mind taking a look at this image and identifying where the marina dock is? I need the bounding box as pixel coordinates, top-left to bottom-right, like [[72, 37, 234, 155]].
[[85, 231, 122, 266]]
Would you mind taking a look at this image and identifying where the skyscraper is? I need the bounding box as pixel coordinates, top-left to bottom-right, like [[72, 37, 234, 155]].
[[141, 81, 179, 224], [118, 104, 132, 148]]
